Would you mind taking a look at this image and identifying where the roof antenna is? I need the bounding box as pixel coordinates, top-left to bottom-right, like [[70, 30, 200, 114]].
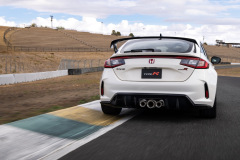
[[159, 33, 162, 40]]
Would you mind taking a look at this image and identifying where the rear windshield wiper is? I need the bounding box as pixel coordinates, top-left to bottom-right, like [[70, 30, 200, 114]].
[[124, 48, 155, 53]]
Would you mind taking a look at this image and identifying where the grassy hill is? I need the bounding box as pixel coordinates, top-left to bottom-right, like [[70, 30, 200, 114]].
[[203, 44, 240, 62], [3, 27, 127, 52]]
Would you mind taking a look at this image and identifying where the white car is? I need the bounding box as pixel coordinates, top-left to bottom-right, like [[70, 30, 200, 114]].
[[100, 36, 221, 118]]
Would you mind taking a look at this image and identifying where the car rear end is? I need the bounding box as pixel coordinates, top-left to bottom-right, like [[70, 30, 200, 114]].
[[100, 37, 218, 117]]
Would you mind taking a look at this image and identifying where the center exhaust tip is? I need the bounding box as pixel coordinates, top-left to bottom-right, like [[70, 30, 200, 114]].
[[147, 100, 156, 109]]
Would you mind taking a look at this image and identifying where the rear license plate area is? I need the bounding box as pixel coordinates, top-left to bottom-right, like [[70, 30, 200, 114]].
[[142, 69, 162, 79]]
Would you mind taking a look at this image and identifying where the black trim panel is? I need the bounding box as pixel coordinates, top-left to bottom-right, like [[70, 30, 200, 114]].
[[101, 93, 212, 110]]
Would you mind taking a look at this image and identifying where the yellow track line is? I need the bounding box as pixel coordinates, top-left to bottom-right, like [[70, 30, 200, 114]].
[[48, 106, 123, 126]]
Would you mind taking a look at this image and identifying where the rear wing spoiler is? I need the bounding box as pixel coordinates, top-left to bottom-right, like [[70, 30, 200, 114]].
[[110, 35, 199, 53]]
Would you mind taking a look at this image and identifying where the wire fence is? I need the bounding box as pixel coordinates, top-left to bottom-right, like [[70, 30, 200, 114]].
[[0, 55, 105, 74], [9, 46, 113, 52], [0, 55, 57, 74], [58, 59, 105, 70], [0, 56, 24, 74]]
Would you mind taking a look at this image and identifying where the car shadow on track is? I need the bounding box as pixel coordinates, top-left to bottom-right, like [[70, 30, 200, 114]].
[[134, 108, 213, 123]]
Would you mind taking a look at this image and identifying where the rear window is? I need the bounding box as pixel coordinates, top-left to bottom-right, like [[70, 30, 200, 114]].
[[120, 39, 194, 53]]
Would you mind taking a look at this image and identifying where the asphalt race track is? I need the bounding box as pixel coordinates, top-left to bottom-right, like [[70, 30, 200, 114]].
[[60, 76, 240, 160]]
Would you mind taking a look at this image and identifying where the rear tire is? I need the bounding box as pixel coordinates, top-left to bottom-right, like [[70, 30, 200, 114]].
[[101, 104, 122, 115], [200, 97, 217, 118]]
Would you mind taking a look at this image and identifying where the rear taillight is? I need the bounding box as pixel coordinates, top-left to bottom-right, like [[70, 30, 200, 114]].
[[180, 58, 209, 69], [104, 58, 125, 68]]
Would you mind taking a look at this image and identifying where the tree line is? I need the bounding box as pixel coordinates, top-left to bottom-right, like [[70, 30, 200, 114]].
[[111, 30, 134, 37]]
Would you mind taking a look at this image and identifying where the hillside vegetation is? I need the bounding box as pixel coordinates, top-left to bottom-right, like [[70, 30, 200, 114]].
[[1, 26, 240, 57]]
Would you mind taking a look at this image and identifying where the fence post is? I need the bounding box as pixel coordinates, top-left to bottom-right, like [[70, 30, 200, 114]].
[[84, 60, 86, 68], [14, 61, 16, 73], [98, 59, 101, 67], [5, 57, 8, 74], [78, 60, 80, 68], [10, 57, 12, 73], [18, 62, 21, 72], [72, 60, 74, 69]]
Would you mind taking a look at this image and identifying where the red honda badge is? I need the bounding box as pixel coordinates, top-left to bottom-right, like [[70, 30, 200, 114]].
[[149, 59, 155, 64]]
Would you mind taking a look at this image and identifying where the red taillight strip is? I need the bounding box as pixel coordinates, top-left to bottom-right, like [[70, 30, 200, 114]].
[[196, 59, 209, 69], [106, 55, 209, 69], [104, 58, 125, 68], [204, 83, 209, 99]]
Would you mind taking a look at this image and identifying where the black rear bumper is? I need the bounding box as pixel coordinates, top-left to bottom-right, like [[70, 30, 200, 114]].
[[101, 93, 211, 110]]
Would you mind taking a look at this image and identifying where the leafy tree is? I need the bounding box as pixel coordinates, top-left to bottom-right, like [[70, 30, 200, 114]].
[[30, 23, 37, 27], [129, 33, 134, 37], [116, 31, 121, 36], [111, 30, 116, 36], [111, 30, 121, 36]]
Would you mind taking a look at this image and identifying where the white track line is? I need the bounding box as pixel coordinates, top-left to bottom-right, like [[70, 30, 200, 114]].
[[40, 113, 136, 160]]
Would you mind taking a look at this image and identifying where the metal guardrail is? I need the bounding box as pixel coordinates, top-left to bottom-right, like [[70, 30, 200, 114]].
[[0, 56, 105, 74]]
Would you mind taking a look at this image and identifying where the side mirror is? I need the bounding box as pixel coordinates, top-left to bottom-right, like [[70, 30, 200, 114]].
[[211, 56, 221, 64]]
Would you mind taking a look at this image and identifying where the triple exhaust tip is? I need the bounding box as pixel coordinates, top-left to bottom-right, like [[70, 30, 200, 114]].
[[139, 99, 164, 109]]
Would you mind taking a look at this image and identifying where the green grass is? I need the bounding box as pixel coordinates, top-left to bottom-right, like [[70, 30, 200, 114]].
[[38, 105, 65, 113], [78, 95, 100, 104]]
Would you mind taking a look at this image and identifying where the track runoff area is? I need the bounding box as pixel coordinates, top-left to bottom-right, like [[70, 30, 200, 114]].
[[0, 100, 137, 160]]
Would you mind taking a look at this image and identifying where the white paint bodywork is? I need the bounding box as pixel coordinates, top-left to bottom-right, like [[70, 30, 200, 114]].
[[100, 39, 218, 107]]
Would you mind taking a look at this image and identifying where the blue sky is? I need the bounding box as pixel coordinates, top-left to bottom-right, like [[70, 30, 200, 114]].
[[1, 0, 240, 44]]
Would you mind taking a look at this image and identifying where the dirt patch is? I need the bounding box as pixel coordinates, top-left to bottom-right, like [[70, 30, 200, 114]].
[[216, 67, 240, 77], [0, 72, 102, 124]]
